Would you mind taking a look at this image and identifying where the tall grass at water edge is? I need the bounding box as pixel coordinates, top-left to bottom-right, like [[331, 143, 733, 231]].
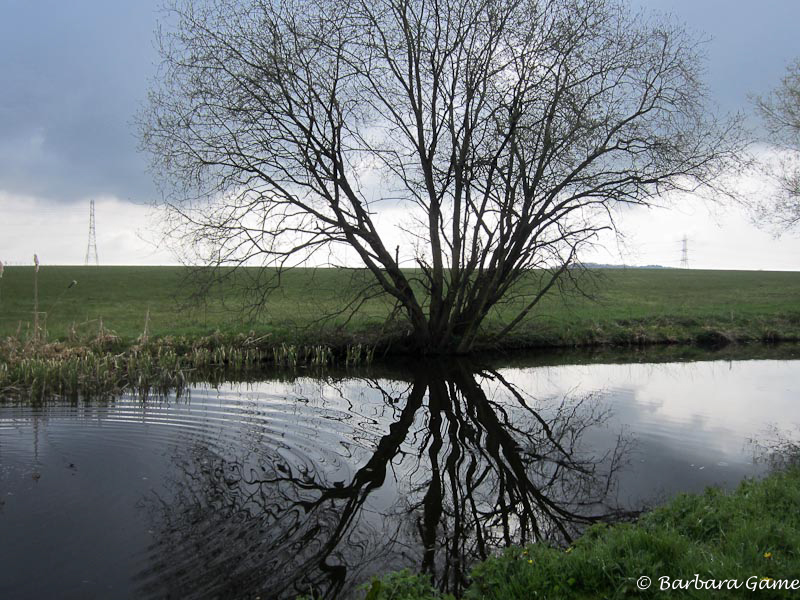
[[0, 334, 376, 402]]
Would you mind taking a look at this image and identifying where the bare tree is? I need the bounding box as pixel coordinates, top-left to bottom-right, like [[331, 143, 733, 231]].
[[755, 59, 800, 232], [141, 0, 739, 353]]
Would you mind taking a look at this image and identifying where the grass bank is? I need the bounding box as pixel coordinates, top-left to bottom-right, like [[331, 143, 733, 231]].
[[1, 265, 798, 398], [359, 466, 800, 599], [0, 266, 798, 349]]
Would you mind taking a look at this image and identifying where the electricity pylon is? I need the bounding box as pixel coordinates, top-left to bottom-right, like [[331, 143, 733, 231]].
[[85, 199, 99, 266], [680, 235, 689, 269]]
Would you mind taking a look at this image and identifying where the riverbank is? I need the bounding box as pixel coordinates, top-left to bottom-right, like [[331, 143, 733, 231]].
[[2, 334, 799, 410], [1, 266, 799, 347], [1, 266, 799, 398], [359, 464, 800, 599]]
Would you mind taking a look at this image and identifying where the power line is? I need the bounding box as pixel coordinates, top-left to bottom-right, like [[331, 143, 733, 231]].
[[85, 199, 99, 266]]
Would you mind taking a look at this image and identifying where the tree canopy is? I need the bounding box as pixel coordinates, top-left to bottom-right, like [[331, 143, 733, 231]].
[[142, 0, 739, 353]]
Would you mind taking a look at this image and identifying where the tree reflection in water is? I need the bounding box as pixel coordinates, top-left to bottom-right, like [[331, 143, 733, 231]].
[[135, 363, 633, 599]]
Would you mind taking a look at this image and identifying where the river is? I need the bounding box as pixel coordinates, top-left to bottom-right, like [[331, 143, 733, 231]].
[[1, 347, 799, 598]]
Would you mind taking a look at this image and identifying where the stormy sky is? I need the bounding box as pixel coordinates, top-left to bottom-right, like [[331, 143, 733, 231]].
[[0, 0, 799, 267], [0, 0, 160, 202]]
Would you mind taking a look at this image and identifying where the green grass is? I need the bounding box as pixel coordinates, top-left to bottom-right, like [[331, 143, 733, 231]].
[[501, 268, 800, 347], [0, 266, 798, 348], [0, 266, 393, 343], [359, 467, 800, 599]]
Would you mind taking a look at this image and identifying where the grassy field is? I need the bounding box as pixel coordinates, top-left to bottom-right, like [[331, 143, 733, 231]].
[[0, 265, 798, 348]]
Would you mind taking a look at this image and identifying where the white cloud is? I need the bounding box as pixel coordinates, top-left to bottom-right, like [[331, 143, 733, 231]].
[[0, 191, 176, 266], [581, 149, 800, 271], [1, 163, 799, 271]]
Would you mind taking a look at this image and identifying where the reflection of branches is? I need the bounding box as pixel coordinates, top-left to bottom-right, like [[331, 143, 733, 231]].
[[135, 365, 633, 598], [751, 424, 800, 471], [409, 364, 633, 595]]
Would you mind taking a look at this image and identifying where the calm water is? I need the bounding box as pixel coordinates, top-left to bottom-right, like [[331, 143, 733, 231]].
[[1, 354, 799, 598]]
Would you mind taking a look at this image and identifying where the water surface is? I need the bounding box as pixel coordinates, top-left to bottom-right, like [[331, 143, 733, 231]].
[[1, 353, 799, 598]]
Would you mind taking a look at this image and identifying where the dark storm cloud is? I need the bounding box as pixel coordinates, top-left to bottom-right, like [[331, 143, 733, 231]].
[[633, 0, 800, 117], [0, 0, 161, 202], [1, 0, 799, 205]]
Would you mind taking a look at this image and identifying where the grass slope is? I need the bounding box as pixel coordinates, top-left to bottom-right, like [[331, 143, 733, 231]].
[[0, 266, 798, 348]]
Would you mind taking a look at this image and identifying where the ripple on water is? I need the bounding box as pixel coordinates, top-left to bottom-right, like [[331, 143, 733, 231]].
[[0, 381, 388, 600]]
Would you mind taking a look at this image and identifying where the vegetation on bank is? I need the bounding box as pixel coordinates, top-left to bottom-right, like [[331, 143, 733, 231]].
[[359, 466, 800, 599], [0, 266, 799, 350], [0, 333, 377, 401], [0, 265, 798, 398]]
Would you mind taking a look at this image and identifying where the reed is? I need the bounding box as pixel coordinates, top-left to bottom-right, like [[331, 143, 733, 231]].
[[0, 328, 378, 403], [141, 305, 150, 345], [33, 255, 40, 341], [344, 343, 375, 367]]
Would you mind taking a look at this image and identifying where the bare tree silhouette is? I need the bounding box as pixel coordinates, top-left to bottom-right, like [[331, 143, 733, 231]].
[[141, 0, 741, 353]]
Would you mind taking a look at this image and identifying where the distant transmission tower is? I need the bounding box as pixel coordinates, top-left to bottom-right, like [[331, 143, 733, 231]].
[[85, 199, 99, 266], [680, 235, 689, 269]]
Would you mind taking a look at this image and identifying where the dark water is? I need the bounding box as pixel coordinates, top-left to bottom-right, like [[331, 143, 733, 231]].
[[1, 355, 799, 599]]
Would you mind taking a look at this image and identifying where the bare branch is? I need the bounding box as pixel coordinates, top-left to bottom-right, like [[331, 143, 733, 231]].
[[140, 0, 742, 353]]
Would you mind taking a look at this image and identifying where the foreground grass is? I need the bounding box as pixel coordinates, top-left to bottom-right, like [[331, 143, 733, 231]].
[[363, 467, 800, 599], [0, 266, 799, 349]]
